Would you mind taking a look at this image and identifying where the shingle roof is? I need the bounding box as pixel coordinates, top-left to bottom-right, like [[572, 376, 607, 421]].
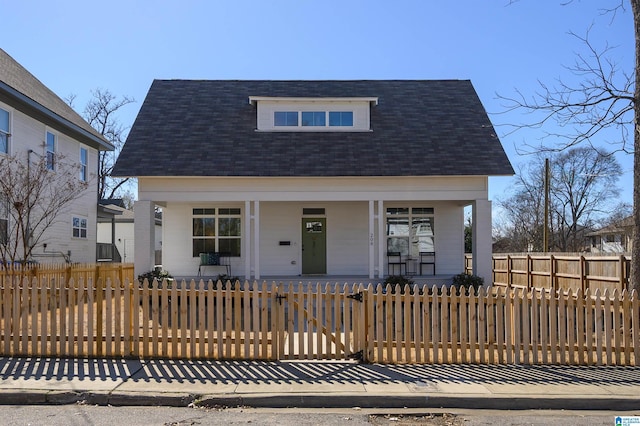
[[113, 80, 513, 177], [0, 48, 112, 151]]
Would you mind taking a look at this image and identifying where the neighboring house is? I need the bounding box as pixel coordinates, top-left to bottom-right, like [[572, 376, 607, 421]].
[[0, 49, 113, 263], [113, 80, 513, 282], [97, 199, 162, 263], [586, 216, 633, 254]]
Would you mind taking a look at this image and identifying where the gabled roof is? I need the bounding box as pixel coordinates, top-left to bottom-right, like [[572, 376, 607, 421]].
[[0, 49, 113, 151], [587, 216, 634, 237], [113, 80, 513, 177]]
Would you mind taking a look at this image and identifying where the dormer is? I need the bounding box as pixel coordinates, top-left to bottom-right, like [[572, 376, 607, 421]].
[[249, 96, 378, 132]]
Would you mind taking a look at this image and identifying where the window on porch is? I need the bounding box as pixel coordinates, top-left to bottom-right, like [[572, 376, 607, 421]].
[[386, 207, 434, 257], [192, 208, 242, 257]]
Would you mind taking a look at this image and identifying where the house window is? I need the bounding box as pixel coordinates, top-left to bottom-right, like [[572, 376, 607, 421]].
[[329, 111, 353, 126], [79, 147, 88, 181], [274, 111, 298, 126], [0, 194, 8, 245], [46, 131, 56, 170], [0, 107, 9, 154], [302, 111, 326, 127], [192, 208, 241, 257], [72, 216, 87, 239], [386, 207, 434, 257]]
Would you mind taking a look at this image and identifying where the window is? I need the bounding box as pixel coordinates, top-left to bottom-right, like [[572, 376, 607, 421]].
[[192, 208, 242, 257], [386, 207, 434, 257], [46, 131, 56, 170], [0, 107, 9, 154], [79, 147, 88, 181], [274, 111, 298, 126], [302, 111, 326, 126], [329, 111, 353, 126], [0, 194, 8, 245], [72, 216, 87, 239]]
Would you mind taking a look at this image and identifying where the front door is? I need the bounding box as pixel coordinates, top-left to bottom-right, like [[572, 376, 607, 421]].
[[302, 218, 326, 274]]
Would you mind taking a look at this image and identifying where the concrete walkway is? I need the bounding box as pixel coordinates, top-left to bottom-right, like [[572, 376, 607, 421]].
[[1, 357, 639, 410]]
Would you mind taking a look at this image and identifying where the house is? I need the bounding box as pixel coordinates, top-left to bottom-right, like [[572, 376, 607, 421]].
[[0, 49, 113, 263], [112, 80, 513, 283], [97, 199, 162, 263], [586, 215, 633, 254]]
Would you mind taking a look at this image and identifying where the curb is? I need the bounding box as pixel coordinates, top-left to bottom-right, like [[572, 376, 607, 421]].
[[1, 390, 639, 411]]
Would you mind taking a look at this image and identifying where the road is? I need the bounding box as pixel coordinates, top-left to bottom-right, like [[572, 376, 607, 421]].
[[0, 405, 637, 425]]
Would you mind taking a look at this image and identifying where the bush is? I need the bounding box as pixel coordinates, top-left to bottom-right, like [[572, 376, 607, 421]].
[[383, 275, 415, 294], [451, 273, 484, 295], [138, 267, 173, 287], [214, 274, 241, 290]]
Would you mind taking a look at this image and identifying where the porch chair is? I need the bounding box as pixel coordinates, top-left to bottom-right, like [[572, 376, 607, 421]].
[[387, 252, 406, 275], [419, 251, 436, 275], [198, 252, 231, 276]]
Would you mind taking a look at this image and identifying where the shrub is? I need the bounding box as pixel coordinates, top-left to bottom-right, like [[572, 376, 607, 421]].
[[214, 274, 241, 290], [138, 267, 173, 287], [451, 273, 484, 295], [383, 275, 415, 294]]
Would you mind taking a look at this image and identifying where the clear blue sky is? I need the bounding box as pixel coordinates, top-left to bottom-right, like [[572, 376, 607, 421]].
[[1, 0, 634, 218]]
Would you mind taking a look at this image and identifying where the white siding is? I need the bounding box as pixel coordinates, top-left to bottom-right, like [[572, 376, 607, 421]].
[[3, 103, 99, 263]]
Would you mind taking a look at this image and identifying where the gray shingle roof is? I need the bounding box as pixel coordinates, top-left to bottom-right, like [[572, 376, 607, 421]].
[[113, 80, 513, 177], [0, 48, 112, 151]]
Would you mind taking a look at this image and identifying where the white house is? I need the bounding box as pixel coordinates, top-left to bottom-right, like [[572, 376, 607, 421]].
[[113, 80, 513, 283], [97, 200, 162, 263], [0, 49, 113, 263]]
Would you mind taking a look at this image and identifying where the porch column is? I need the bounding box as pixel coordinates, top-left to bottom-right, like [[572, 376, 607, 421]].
[[254, 201, 260, 280], [244, 201, 251, 279], [369, 200, 375, 279], [134, 200, 156, 278], [377, 200, 385, 279], [472, 199, 493, 286]]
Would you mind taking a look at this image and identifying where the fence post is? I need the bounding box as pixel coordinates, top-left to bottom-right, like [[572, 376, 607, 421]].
[[580, 255, 586, 294], [95, 277, 103, 355], [619, 254, 626, 292], [526, 254, 532, 290], [550, 254, 556, 291]]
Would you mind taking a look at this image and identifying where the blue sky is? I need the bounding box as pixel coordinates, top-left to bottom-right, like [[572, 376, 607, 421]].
[[1, 1, 634, 217]]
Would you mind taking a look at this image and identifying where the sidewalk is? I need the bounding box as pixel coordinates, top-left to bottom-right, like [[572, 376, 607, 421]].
[[1, 357, 640, 410]]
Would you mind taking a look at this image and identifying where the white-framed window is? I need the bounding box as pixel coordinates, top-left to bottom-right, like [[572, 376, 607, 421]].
[[72, 216, 87, 239], [274, 110, 354, 128], [79, 147, 88, 181], [0, 107, 9, 154], [274, 111, 298, 126], [0, 193, 8, 245], [192, 208, 242, 257], [46, 131, 56, 170], [329, 111, 353, 126], [386, 207, 435, 257]]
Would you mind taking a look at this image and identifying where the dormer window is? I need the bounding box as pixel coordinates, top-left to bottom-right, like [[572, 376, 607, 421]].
[[251, 96, 376, 132]]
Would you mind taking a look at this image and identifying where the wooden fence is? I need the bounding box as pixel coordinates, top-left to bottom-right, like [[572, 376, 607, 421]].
[[464, 254, 630, 292], [0, 262, 134, 287], [1, 278, 638, 366]]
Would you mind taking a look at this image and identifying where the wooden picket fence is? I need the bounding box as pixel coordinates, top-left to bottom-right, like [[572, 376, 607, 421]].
[[1, 278, 638, 365], [0, 262, 134, 287]]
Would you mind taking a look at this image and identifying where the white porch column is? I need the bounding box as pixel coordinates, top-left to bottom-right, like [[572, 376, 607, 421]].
[[368, 200, 375, 279], [253, 201, 260, 280], [377, 200, 385, 279], [244, 201, 251, 279], [134, 200, 156, 278], [472, 199, 493, 286]]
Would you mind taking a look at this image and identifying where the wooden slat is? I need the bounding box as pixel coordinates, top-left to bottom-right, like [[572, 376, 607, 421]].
[[558, 290, 566, 364]]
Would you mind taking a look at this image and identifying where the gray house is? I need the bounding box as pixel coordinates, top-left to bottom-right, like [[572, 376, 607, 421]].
[[113, 80, 513, 283]]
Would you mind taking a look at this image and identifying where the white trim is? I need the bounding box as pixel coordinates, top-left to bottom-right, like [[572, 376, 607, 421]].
[[377, 200, 384, 279], [249, 96, 378, 106], [369, 200, 375, 279], [244, 200, 251, 278], [254, 201, 260, 279]]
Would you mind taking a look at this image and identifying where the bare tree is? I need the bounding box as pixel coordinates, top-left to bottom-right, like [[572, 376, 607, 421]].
[[0, 152, 89, 266], [500, 0, 640, 290], [497, 147, 622, 252], [67, 89, 134, 200]]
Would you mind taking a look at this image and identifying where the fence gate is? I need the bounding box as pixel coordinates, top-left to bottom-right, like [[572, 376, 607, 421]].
[[273, 283, 367, 361]]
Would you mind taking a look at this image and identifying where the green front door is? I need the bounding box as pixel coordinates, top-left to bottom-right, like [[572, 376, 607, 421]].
[[302, 218, 326, 274]]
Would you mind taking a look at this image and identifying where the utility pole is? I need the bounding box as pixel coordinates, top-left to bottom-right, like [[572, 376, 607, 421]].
[[543, 158, 550, 253]]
